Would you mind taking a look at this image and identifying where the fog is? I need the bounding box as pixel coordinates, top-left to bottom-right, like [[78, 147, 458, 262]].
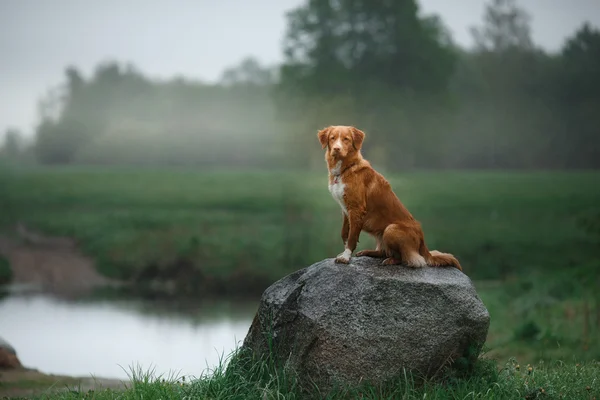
[[1, 0, 599, 170], [1, 1, 600, 390]]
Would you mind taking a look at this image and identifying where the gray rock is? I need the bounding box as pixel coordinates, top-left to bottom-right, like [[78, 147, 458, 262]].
[[242, 256, 490, 393]]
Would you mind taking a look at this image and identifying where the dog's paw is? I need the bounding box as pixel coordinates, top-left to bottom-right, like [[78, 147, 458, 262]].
[[335, 249, 351, 264], [335, 256, 350, 264], [382, 257, 402, 266], [355, 250, 368, 257]]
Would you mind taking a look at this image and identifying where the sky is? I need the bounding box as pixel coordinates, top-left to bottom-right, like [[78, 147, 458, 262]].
[[1, 0, 599, 138]]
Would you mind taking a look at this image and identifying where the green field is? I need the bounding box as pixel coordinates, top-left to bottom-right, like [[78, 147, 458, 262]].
[[13, 354, 600, 400], [0, 167, 599, 364], [1, 167, 598, 280]]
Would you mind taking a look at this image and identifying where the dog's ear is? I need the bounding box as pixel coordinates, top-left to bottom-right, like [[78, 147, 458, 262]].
[[351, 127, 365, 150], [317, 127, 330, 149]]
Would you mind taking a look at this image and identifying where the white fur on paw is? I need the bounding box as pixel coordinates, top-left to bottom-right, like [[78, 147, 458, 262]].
[[406, 253, 427, 268], [335, 249, 352, 264]]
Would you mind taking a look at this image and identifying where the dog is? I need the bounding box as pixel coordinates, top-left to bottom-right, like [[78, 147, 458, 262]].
[[318, 125, 462, 271]]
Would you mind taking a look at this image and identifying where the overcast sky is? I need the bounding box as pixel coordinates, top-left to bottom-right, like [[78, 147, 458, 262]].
[[1, 0, 599, 138]]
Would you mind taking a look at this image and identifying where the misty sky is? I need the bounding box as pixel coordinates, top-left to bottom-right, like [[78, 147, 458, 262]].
[[1, 0, 599, 138]]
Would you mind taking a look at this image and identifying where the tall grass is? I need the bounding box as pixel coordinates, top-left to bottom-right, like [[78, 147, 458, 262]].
[[477, 276, 600, 365], [1, 167, 599, 363], [1, 167, 599, 398], [1, 167, 598, 288], [0, 167, 600, 362], [32, 348, 599, 400]]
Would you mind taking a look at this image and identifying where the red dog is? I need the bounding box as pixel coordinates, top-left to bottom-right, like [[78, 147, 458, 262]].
[[318, 125, 462, 271]]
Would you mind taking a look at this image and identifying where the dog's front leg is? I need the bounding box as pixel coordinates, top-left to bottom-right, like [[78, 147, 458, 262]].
[[341, 213, 349, 246], [335, 210, 364, 264]]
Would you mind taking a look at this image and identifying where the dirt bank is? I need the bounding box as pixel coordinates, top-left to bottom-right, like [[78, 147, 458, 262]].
[[0, 223, 271, 300], [0, 224, 129, 397], [0, 223, 117, 296], [0, 368, 127, 398]]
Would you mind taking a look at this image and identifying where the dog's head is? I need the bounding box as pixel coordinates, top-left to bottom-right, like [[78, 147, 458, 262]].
[[317, 125, 365, 160]]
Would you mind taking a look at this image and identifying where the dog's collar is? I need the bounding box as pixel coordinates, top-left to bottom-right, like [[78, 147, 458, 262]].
[[330, 162, 356, 183]]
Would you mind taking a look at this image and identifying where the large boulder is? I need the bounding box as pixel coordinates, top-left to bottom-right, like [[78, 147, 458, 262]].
[[242, 257, 490, 392], [0, 336, 22, 369]]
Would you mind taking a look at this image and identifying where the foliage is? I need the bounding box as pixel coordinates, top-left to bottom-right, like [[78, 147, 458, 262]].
[[0, 255, 11, 285], [0, 128, 25, 159], [276, 0, 458, 169], [270, 0, 600, 170], [19, 0, 600, 170], [31, 61, 282, 167], [479, 268, 600, 364], [0, 168, 598, 295], [513, 320, 541, 342], [557, 22, 600, 168], [219, 56, 277, 87], [279, 0, 456, 96], [22, 354, 600, 400], [470, 0, 534, 51]]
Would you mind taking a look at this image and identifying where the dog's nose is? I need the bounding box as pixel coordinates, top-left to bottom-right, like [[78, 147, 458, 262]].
[[332, 147, 341, 152]]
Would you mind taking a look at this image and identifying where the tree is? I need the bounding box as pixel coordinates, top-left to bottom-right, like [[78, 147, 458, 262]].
[[220, 57, 276, 86], [1, 128, 24, 159], [279, 0, 456, 97], [30, 60, 283, 167], [470, 0, 533, 52], [558, 22, 600, 167], [452, 0, 557, 168], [277, 0, 458, 169], [34, 118, 89, 164], [561, 23, 600, 104], [33, 66, 95, 164], [65, 66, 85, 100]]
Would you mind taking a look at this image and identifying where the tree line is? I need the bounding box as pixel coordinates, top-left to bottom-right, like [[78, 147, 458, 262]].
[[2, 0, 599, 170]]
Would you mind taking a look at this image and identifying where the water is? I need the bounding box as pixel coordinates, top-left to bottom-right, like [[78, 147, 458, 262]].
[[0, 291, 257, 380]]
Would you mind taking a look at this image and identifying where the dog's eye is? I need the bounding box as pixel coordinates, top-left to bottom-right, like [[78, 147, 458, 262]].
[[343, 137, 350, 141]]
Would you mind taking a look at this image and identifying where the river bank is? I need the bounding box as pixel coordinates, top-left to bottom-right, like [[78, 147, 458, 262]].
[[0, 291, 255, 398], [0, 222, 270, 300], [1, 334, 126, 398], [0, 368, 127, 398], [5, 357, 598, 400], [1, 168, 599, 368], [0, 223, 115, 297]]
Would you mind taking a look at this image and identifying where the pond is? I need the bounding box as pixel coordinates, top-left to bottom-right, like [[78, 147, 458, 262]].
[[0, 290, 257, 380]]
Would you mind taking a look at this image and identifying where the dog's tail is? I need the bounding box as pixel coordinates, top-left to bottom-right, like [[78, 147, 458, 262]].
[[419, 240, 462, 271], [426, 249, 463, 271]]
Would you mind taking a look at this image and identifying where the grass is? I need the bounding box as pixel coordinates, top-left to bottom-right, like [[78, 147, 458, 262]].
[[0, 167, 598, 285], [0, 375, 92, 394], [476, 274, 600, 365], [0, 166, 599, 363], [1, 166, 599, 398], [16, 350, 600, 400]]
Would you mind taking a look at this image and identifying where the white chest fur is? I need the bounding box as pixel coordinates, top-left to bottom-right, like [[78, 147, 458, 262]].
[[328, 175, 347, 215]]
